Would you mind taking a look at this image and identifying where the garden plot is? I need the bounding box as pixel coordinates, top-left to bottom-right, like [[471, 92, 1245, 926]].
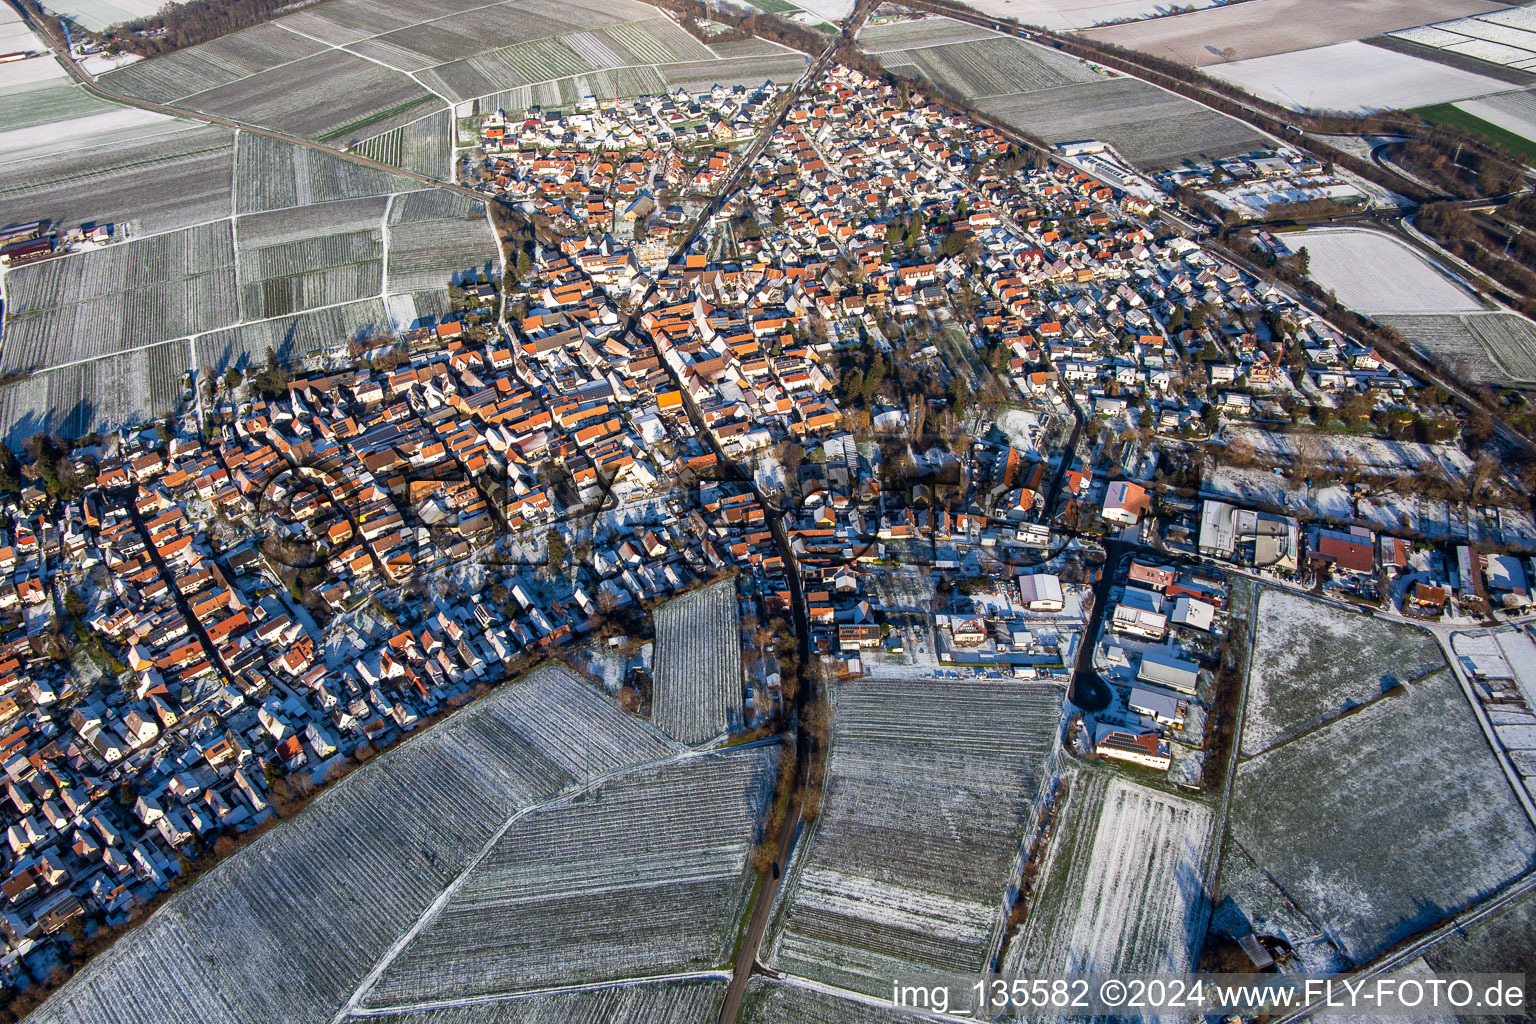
[[1290, 227, 1483, 314], [651, 579, 743, 746], [386, 189, 500, 296], [1083, 0, 1500, 67], [234, 134, 425, 214], [1382, 312, 1536, 387], [976, 77, 1268, 168], [764, 676, 1061, 997], [1006, 773, 1213, 976], [740, 977, 928, 1023], [1224, 665, 1536, 967], [1223, 424, 1475, 483], [357, 979, 727, 1024], [1206, 41, 1519, 113], [0, 123, 233, 236], [28, 664, 677, 1024], [0, 221, 237, 374], [360, 746, 776, 1006], [0, 340, 189, 448], [1242, 589, 1445, 756]]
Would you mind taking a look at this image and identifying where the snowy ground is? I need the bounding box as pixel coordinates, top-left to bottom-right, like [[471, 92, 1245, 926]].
[[1243, 589, 1446, 755], [1206, 41, 1519, 114], [1225, 664, 1536, 966], [1455, 91, 1536, 146], [1009, 772, 1213, 976], [956, 0, 1226, 30], [1286, 227, 1485, 314], [1225, 424, 1476, 482], [994, 407, 1044, 459], [38, 0, 162, 32]]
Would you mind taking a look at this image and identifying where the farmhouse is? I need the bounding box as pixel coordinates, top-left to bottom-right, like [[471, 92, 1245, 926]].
[[1095, 729, 1171, 771]]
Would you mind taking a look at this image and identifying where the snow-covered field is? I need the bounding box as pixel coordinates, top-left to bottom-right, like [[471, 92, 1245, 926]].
[[1243, 589, 1445, 755], [764, 676, 1061, 999], [38, 0, 165, 32], [956, 0, 1226, 30], [1391, 6, 1536, 72], [1455, 91, 1536, 145], [1207, 41, 1518, 113], [1008, 772, 1213, 977], [1287, 227, 1483, 314], [1226, 665, 1536, 966], [651, 579, 743, 746]]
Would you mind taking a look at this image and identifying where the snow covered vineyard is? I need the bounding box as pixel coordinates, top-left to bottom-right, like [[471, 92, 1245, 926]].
[[359, 746, 777, 1009], [351, 979, 729, 1024], [24, 665, 730, 1024], [651, 579, 745, 746], [763, 676, 1063, 999], [1006, 773, 1214, 978]]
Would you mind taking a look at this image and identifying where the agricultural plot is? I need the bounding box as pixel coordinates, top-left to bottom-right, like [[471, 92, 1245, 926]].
[[958, 0, 1237, 31], [198, 298, 390, 372], [764, 676, 1061, 998], [1382, 311, 1536, 387], [740, 978, 925, 1023], [651, 579, 743, 746], [1082, 0, 1501, 67], [237, 227, 384, 320], [1242, 590, 1445, 756], [1206, 41, 1519, 113], [234, 134, 423, 214], [1289, 227, 1482, 314], [354, 109, 452, 179], [865, 24, 1264, 168], [1449, 91, 1536, 149], [0, 123, 233, 236], [1391, 6, 1536, 73], [0, 221, 237, 374], [660, 54, 809, 95], [100, 23, 330, 103], [0, 340, 188, 448], [361, 746, 776, 1006], [976, 77, 1269, 168], [182, 53, 437, 143], [31, 0, 162, 32], [1006, 773, 1213, 976], [878, 36, 1099, 98], [359, 979, 727, 1024], [857, 16, 994, 52], [386, 190, 500, 296], [0, 52, 121, 135], [1224, 665, 1536, 967], [28, 664, 677, 1024]]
